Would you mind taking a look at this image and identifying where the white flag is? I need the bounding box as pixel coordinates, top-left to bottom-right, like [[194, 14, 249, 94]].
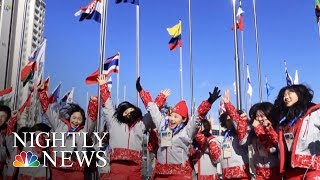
[[294, 70, 299, 85], [66, 88, 74, 104]]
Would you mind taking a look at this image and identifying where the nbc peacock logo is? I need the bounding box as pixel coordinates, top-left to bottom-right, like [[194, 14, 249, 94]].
[[13, 151, 40, 167]]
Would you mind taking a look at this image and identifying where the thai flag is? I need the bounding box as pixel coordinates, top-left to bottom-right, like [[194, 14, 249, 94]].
[[115, 0, 139, 5], [284, 61, 293, 86], [75, 0, 102, 23], [85, 53, 120, 85]]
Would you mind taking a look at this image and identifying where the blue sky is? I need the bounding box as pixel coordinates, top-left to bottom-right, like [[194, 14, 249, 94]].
[[44, 0, 320, 122]]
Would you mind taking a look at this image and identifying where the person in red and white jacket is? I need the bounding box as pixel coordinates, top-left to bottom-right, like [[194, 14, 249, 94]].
[[37, 82, 98, 180], [136, 77, 221, 179], [98, 75, 169, 179], [217, 89, 250, 179], [248, 102, 280, 180], [191, 118, 221, 180], [273, 84, 320, 179]]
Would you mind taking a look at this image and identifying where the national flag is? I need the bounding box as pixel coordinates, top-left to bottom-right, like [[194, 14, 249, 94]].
[[107, 77, 112, 91], [247, 64, 252, 97], [85, 53, 120, 85], [43, 77, 50, 94], [284, 61, 293, 86], [316, 0, 320, 23], [232, 6, 244, 31], [49, 83, 61, 104], [75, 0, 102, 23], [167, 21, 182, 51], [21, 61, 37, 87], [294, 70, 299, 85], [59, 88, 74, 107], [115, 0, 139, 5], [265, 76, 274, 97], [36, 39, 47, 78], [219, 100, 226, 116], [0, 87, 13, 107]]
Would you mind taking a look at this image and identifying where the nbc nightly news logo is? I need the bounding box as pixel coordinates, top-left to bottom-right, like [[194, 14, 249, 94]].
[[13, 151, 40, 167], [13, 132, 108, 168]]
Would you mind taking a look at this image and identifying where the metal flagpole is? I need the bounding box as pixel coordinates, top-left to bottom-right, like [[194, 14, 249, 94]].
[[136, 5, 140, 107], [252, 0, 262, 103], [232, 0, 242, 110], [188, 0, 194, 114], [117, 52, 120, 106], [318, 22, 320, 39], [179, 20, 183, 100], [97, 0, 108, 133], [241, 31, 247, 112]]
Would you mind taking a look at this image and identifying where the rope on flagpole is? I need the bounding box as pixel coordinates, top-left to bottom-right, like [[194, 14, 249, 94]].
[[188, 0, 194, 115], [253, 0, 263, 103], [136, 5, 140, 107], [116, 52, 120, 106], [232, 0, 242, 110]]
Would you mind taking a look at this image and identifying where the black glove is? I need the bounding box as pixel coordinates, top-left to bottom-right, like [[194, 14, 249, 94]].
[[136, 77, 142, 92], [207, 86, 221, 104]]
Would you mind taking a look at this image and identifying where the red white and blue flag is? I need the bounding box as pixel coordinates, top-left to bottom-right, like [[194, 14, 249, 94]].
[[49, 83, 61, 104], [85, 53, 120, 85], [75, 0, 102, 23]]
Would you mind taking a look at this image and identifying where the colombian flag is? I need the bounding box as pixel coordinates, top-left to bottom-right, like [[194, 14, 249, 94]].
[[167, 21, 182, 51]]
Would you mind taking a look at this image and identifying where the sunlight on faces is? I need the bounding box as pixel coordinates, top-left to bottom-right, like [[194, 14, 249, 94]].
[[168, 112, 186, 129], [256, 110, 267, 124], [0, 111, 8, 126], [70, 112, 83, 128], [123, 107, 135, 119], [283, 89, 299, 107]]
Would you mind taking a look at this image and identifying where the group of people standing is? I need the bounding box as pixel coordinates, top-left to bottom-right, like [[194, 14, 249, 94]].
[[0, 74, 319, 180]]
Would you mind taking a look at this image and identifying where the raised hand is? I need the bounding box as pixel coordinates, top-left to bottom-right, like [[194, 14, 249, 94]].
[[97, 75, 107, 85], [11, 110, 19, 118], [222, 89, 230, 104], [161, 89, 171, 98], [207, 86, 221, 104], [136, 77, 142, 92]]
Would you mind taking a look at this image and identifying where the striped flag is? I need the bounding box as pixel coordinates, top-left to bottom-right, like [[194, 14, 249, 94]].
[[115, 0, 139, 5], [0, 87, 13, 107], [75, 0, 102, 23], [284, 61, 293, 86], [167, 21, 182, 51], [49, 83, 62, 104], [85, 53, 120, 85], [107, 77, 112, 91], [265, 76, 274, 97]]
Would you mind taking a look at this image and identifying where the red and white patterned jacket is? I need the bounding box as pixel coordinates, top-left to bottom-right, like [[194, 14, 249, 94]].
[[279, 104, 320, 173], [251, 124, 279, 178], [192, 131, 221, 180], [38, 89, 98, 171], [101, 85, 167, 166], [216, 102, 250, 179]]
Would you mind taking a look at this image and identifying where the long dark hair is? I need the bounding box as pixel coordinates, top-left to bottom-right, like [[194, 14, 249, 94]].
[[274, 84, 315, 125], [59, 103, 86, 126], [219, 109, 244, 135], [249, 102, 276, 128], [114, 101, 142, 125], [201, 119, 212, 138], [0, 105, 11, 130]]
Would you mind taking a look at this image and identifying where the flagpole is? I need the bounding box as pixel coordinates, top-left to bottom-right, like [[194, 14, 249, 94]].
[[97, 0, 108, 133], [179, 28, 183, 100], [117, 65, 120, 106], [241, 31, 247, 112], [232, 0, 242, 110], [188, 0, 194, 114], [136, 5, 140, 107], [252, 0, 262, 103]]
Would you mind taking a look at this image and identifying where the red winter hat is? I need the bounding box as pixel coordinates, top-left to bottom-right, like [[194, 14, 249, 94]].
[[172, 100, 189, 120]]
